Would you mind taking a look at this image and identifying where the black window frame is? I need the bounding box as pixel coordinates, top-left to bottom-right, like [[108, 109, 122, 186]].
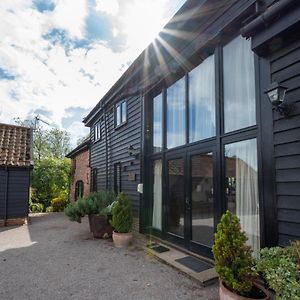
[[94, 120, 102, 142], [143, 33, 272, 251], [92, 168, 98, 192], [115, 100, 127, 128], [75, 180, 84, 200]]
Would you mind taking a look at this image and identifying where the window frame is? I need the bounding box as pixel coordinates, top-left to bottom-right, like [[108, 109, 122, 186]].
[[115, 100, 128, 128], [94, 120, 102, 142], [75, 180, 84, 201]]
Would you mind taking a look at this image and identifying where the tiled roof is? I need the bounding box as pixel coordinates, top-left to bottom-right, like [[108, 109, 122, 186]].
[[0, 123, 33, 167]]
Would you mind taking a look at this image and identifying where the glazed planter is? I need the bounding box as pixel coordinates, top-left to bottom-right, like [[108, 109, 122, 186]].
[[219, 280, 270, 300], [112, 231, 133, 248], [89, 214, 113, 239]]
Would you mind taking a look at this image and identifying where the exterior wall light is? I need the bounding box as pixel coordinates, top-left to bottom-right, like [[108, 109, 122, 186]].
[[128, 145, 139, 159], [265, 81, 290, 117]]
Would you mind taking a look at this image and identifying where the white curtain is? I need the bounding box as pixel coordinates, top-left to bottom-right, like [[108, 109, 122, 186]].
[[189, 54, 215, 142], [235, 139, 260, 254], [223, 36, 256, 133], [152, 160, 162, 230]]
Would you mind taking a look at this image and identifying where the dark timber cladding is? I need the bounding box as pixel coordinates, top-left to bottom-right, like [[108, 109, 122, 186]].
[[89, 94, 142, 214], [242, 0, 300, 245]]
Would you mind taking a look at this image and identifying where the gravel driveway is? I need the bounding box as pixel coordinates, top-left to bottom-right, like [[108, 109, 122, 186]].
[[0, 213, 218, 300]]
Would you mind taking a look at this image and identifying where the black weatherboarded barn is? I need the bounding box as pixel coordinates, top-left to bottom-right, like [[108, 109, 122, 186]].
[[0, 123, 33, 226], [84, 0, 300, 258]]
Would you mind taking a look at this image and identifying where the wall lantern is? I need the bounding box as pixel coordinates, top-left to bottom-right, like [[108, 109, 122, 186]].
[[128, 145, 139, 159], [265, 81, 290, 117]]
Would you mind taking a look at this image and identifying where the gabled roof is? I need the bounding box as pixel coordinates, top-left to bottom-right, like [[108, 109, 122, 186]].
[[66, 137, 90, 158], [0, 123, 33, 167]]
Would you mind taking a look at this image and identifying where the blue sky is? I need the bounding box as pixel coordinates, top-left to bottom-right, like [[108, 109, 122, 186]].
[[0, 0, 185, 145]]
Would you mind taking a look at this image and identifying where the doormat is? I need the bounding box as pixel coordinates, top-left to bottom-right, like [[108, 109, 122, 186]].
[[175, 256, 212, 273], [147, 243, 170, 253]]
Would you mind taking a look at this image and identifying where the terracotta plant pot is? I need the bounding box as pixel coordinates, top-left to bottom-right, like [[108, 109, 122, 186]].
[[112, 231, 133, 248], [219, 280, 270, 300], [89, 214, 113, 239]]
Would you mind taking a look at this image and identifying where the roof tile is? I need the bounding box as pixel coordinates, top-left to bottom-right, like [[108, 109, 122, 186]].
[[0, 123, 33, 167]]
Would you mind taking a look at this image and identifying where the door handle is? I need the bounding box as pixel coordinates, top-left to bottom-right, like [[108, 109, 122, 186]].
[[185, 197, 191, 210]]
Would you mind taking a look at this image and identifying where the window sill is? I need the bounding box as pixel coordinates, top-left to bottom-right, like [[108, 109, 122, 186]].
[[114, 121, 127, 130]]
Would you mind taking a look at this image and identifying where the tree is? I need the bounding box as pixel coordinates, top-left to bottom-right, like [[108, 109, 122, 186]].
[[31, 157, 71, 208], [14, 117, 71, 161]]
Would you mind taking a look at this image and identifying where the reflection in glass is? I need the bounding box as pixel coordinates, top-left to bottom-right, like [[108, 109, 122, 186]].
[[223, 36, 256, 132], [168, 158, 184, 237], [152, 160, 162, 230], [167, 77, 186, 149], [225, 139, 260, 253], [153, 94, 163, 152], [116, 105, 121, 126], [121, 101, 127, 123], [191, 153, 214, 247], [189, 55, 215, 142]]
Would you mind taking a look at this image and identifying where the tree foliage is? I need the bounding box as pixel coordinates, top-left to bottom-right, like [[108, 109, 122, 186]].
[[31, 157, 71, 208]]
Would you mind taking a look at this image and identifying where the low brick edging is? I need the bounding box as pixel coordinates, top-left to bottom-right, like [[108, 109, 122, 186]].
[[0, 217, 29, 227]]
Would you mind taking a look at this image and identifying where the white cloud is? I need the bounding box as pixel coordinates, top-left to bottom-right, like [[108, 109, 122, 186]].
[[0, 0, 186, 146], [95, 0, 119, 16], [49, 0, 88, 39]]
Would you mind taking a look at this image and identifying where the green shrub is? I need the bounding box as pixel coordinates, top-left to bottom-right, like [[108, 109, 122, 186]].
[[64, 191, 116, 223], [51, 196, 69, 212], [46, 206, 54, 213], [64, 202, 82, 223], [111, 192, 132, 233], [30, 202, 45, 213], [255, 241, 300, 300], [212, 210, 254, 296]]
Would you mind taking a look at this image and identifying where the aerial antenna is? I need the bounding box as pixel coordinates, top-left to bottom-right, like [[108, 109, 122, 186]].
[[34, 115, 51, 130]]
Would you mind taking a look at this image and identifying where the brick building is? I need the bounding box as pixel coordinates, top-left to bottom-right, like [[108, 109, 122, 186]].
[[66, 138, 90, 201]]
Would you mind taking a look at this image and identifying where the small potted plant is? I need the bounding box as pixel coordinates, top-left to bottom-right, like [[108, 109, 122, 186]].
[[111, 192, 133, 248], [212, 210, 270, 300]]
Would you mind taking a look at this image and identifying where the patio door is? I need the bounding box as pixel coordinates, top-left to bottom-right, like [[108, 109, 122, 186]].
[[165, 148, 216, 256]]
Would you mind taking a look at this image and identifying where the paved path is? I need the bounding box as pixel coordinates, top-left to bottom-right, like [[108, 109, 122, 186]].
[[0, 213, 218, 300]]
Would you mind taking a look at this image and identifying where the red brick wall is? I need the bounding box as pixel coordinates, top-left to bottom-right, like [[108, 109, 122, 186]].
[[70, 149, 90, 201]]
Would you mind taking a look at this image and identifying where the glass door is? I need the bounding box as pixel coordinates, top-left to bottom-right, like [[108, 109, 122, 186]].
[[165, 152, 186, 246], [188, 151, 215, 256]]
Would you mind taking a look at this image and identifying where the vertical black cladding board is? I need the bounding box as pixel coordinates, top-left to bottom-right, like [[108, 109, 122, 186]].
[[271, 38, 300, 245], [7, 168, 30, 218], [0, 169, 6, 219], [90, 95, 142, 215]]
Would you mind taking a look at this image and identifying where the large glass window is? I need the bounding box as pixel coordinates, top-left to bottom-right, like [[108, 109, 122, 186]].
[[152, 160, 162, 230], [167, 77, 186, 149], [223, 36, 256, 133], [153, 94, 163, 152], [189, 55, 216, 142], [225, 139, 260, 253]]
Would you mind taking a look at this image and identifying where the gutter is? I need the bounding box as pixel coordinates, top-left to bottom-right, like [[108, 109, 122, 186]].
[[241, 0, 298, 38]]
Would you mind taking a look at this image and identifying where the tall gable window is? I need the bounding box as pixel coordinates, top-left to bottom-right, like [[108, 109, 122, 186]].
[[115, 100, 127, 127], [223, 36, 256, 132], [94, 121, 101, 142]]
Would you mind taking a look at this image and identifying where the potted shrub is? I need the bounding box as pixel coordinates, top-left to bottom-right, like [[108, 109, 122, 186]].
[[212, 210, 270, 300], [64, 191, 116, 239], [111, 192, 133, 248], [255, 241, 300, 300]]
